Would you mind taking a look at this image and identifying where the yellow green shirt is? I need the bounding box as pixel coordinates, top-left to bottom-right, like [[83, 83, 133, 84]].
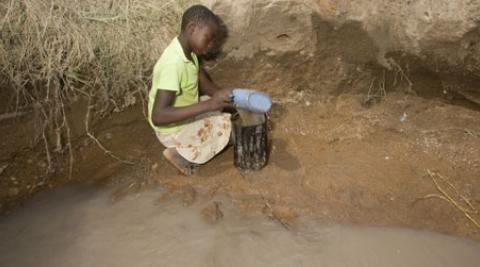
[[148, 37, 200, 133]]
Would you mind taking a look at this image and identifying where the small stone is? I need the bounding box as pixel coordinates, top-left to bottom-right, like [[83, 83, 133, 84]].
[[201, 202, 223, 224], [8, 187, 19, 197], [104, 133, 113, 140], [182, 186, 196, 206], [266, 50, 277, 57], [272, 206, 298, 228]]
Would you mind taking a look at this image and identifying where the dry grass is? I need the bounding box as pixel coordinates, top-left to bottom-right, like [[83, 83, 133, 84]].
[[362, 70, 387, 106], [0, 0, 192, 174], [415, 170, 480, 230]]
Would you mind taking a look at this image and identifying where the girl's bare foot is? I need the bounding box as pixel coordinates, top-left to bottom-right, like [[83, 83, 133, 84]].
[[162, 148, 199, 176]]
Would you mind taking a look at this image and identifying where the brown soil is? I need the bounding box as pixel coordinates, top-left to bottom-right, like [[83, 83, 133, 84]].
[[1, 86, 479, 240]]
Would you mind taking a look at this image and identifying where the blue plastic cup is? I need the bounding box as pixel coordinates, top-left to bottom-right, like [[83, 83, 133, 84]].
[[232, 89, 272, 113]]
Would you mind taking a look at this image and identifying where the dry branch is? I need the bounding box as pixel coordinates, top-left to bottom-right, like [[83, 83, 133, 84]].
[[388, 58, 415, 95], [85, 99, 135, 165], [0, 112, 27, 121]]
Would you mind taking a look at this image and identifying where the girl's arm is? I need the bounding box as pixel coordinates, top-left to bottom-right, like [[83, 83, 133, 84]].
[[198, 67, 222, 97], [151, 88, 233, 126]]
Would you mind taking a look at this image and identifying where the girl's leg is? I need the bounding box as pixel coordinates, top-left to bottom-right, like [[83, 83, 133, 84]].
[[155, 131, 199, 176]]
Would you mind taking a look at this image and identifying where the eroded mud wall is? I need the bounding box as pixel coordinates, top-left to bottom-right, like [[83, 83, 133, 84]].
[[203, 0, 480, 102]]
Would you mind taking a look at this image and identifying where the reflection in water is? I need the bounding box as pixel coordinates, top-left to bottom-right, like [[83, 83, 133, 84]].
[[0, 185, 479, 267]]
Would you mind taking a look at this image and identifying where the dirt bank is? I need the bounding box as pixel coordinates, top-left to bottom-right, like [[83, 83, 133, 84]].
[[2, 89, 479, 240], [208, 0, 480, 75], [206, 0, 480, 102]]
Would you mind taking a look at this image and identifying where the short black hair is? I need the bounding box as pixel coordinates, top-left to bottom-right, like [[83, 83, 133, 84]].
[[180, 5, 219, 32]]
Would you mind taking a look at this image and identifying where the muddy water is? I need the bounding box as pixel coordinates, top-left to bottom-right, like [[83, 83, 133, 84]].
[[0, 185, 479, 267]]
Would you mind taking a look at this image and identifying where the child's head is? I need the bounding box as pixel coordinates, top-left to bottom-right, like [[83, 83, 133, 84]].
[[180, 5, 220, 55]]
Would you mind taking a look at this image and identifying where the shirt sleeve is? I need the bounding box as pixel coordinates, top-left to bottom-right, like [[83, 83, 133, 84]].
[[151, 62, 182, 93]]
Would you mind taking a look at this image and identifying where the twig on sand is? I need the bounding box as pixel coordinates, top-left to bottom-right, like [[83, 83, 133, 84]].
[[111, 182, 141, 202], [58, 92, 74, 179], [41, 127, 53, 174], [262, 197, 291, 230], [415, 170, 480, 229], [0, 111, 27, 121], [85, 99, 135, 165]]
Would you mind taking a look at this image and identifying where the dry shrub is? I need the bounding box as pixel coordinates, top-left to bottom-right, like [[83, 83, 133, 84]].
[[0, 0, 192, 174]]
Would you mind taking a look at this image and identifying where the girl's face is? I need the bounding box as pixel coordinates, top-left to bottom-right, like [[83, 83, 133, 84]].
[[188, 22, 218, 56]]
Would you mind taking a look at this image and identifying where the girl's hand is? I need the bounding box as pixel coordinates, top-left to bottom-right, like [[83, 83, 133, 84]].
[[209, 89, 234, 111]]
